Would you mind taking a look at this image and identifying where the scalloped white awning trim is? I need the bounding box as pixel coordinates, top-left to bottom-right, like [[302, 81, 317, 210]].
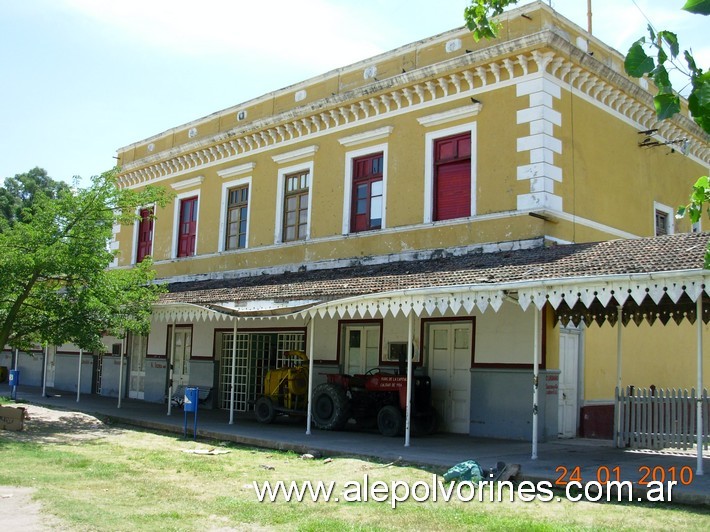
[[150, 269, 709, 323]]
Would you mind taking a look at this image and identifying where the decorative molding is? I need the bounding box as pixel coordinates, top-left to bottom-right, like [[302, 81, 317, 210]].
[[117, 31, 710, 190], [217, 162, 255, 179], [271, 145, 319, 165], [338, 126, 394, 147], [171, 175, 204, 191], [417, 103, 482, 127]]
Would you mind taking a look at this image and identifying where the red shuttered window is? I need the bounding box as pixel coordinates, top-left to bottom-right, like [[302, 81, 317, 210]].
[[434, 132, 471, 221], [136, 207, 153, 263], [177, 196, 198, 257]]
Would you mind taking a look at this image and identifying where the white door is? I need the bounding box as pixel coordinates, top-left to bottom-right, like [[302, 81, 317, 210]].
[[558, 330, 580, 438], [428, 322, 472, 434], [344, 325, 380, 374], [171, 327, 192, 388], [128, 334, 147, 399]]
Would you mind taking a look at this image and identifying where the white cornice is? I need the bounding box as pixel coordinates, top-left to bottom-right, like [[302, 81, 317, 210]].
[[338, 126, 394, 147], [217, 162, 255, 179], [117, 30, 709, 190], [171, 175, 204, 191], [417, 103, 482, 127], [271, 145, 319, 165]]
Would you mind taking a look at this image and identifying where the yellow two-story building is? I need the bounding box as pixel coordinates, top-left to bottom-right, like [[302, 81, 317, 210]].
[[19, 2, 708, 443]]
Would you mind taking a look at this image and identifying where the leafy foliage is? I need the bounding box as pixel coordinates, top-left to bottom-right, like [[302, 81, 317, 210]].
[[463, 0, 518, 41], [0, 168, 171, 351], [0, 167, 70, 229]]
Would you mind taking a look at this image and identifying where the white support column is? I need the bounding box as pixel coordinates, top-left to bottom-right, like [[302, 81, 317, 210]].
[[615, 306, 623, 445], [306, 317, 315, 435], [76, 349, 83, 403], [167, 322, 176, 416], [229, 317, 239, 425], [405, 312, 414, 447], [532, 307, 540, 460], [118, 335, 126, 409], [41, 343, 48, 397], [697, 296, 704, 476], [616, 306, 623, 392]]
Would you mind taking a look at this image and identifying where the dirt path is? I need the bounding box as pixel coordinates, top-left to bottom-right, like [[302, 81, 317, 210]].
[[1, 403, 122, 530]]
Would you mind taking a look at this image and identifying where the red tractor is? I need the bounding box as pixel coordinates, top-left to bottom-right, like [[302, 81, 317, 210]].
[[311, 369, 438, 437]]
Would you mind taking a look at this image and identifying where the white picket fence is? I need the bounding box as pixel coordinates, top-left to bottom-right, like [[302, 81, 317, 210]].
[[614, 387, 710, 450]]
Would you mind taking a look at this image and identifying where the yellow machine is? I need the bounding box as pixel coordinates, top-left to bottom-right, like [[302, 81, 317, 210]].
[[254, 350, 308, 423]]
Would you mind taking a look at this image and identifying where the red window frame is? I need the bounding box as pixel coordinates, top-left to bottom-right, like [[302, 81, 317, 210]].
[[433, 132, 471, 221], [177, 196, 198, 257], [350, 152, 383, 233], [136, 207, 153, 263]]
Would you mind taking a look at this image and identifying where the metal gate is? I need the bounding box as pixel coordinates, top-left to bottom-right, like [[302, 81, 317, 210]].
[[615, 386, 709, 450], [219, 332, 305, 411]]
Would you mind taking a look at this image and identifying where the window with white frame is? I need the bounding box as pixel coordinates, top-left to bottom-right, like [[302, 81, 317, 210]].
[[423, 123, 477, 224], [219, 177, 251, 251], [653, 202, 674, 236], [134, 206, 154, 264], [172, 191, 201, 258], [275, 162, 313, 243], [342, 143, 388, 234]]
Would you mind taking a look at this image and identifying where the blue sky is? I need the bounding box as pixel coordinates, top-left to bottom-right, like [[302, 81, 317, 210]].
[[1, 0, 707, 186]]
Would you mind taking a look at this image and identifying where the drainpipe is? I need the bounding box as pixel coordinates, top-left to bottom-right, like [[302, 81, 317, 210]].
[[532, 307, 540, 460], [405, 311, 414, 447], [697, 296, 704, 476], [229, 317, 238, 425], [306, 316, 315, 435]]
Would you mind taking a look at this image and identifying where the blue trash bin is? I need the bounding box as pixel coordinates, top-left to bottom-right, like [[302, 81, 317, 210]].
[[183, 387, 199, 439], [184, 387, 199, 413], [9, 369, 20, 400]]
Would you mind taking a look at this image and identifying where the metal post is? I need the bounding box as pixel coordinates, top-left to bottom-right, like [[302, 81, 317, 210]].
[[697, 296, 704, 476], [118, 335, 126, 409], [306, 316, 315, 435], [167, 322, 176, 416], [41, 343, 48, 397], [229, 317, 238, 425], [76, 349, 83, 403], [13, 348, 18, 370], [532, 307, 540, 460], [405, 311, 414, 447], [587, 0, 593, 34]]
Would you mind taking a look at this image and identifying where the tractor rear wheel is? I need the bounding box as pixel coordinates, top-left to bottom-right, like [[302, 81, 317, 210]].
[[254, 396, 276, 424], [377, 405, 404, 437], [312, 383, 349, 430]]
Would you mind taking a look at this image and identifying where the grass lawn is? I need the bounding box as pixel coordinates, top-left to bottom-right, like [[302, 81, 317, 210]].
[[1, 401, 709, 531]]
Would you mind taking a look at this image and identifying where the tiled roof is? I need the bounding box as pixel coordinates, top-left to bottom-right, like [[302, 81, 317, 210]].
[[160, 233, 710, 305]]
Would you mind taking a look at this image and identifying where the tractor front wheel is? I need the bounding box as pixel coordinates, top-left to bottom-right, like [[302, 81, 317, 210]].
[[312, 383, 350, 430], [377, 405, 404, 437], [254, 396, 276, 424]]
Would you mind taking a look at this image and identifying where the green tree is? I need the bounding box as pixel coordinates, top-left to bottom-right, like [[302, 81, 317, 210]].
[[0, 167, 70, 228], [0, 168, 171, 352], [465, 0, 710, 260]]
